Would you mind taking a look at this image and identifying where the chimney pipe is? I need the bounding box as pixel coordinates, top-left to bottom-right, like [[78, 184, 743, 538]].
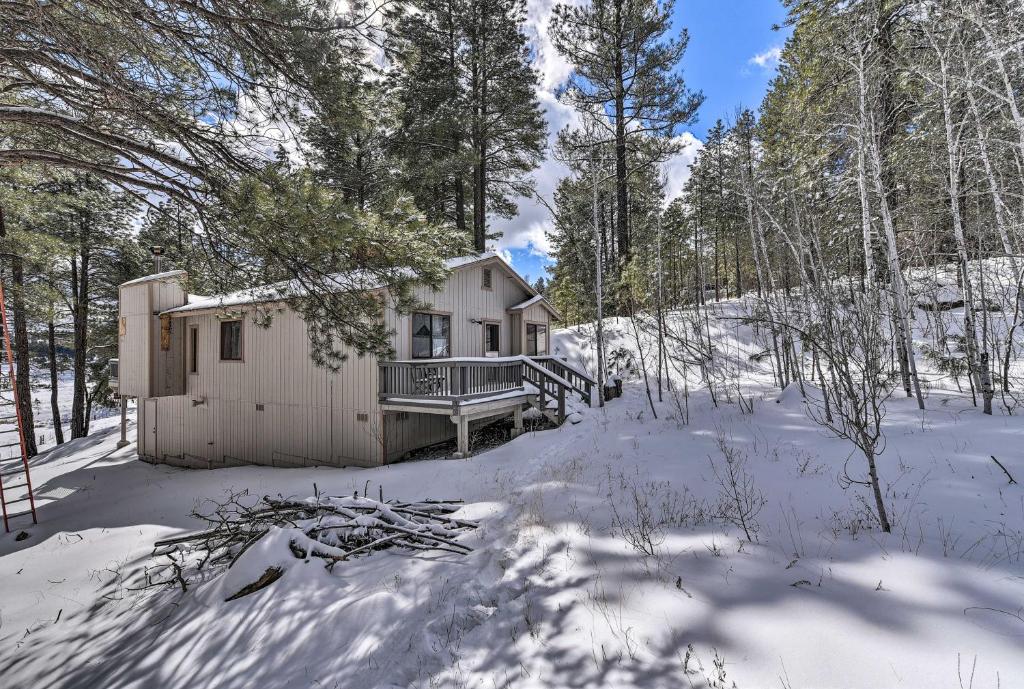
[[150, 245, 164, 273]]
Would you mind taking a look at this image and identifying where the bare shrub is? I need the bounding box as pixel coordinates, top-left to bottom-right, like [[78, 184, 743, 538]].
[[606, 468, 712, 559], [608, 474, 664, 558], [710, 431, 766, 542]]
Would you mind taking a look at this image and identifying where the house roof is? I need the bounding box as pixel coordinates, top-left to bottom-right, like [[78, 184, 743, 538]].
[[507, 294, 561, 320], [119, 269, 186, 288], [158, 252, 547, 318]]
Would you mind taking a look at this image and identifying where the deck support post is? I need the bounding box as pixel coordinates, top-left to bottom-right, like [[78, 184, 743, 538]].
[[117, 397, 130, 448], [452, 415, 470, 458], [511, 405, 524, 438]]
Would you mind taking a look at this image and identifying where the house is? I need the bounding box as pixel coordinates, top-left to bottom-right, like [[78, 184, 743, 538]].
[[111, 253, 594, 469]]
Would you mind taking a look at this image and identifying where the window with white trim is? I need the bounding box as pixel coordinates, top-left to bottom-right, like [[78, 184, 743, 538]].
[[219, 320, 242, 361], [484, 322, 500, 354], [526, 323, 547, 356], [412, 313, 450, 358]]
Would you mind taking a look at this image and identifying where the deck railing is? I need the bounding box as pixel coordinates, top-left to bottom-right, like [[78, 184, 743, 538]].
[[530, 356, 594, 406], [378, 359, 525, 403], [378, 356, 586, 422]]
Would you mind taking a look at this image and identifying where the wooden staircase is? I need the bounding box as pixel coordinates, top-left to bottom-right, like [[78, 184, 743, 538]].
[[521, 356, 594, 426]]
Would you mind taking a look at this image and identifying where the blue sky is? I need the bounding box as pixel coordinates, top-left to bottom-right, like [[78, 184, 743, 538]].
[[497, 0, 791, 284], [676, 0, 790, 139]]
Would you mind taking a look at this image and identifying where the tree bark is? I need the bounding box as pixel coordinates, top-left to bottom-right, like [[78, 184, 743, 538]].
[[613, 0, 629, 264], [48, 319, 64, 445], [70, 237, 90, 439], [0, 203, 37, 456]]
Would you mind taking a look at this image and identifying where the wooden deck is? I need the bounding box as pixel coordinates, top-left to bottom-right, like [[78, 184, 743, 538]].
[[378, 356, 595, 457]]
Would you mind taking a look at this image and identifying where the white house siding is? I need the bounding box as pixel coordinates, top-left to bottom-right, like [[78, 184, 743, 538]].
[[388, 259, 532, 360], [511, 303, 552, 355], [509, 313, 523, 355], [143, 307, 382, 468], [117, 283, 152, 399]]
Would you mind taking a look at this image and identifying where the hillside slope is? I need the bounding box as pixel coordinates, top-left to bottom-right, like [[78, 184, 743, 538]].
[[0, 301, 1020, 688]]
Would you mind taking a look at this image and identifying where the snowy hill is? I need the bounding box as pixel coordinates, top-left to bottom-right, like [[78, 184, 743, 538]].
[[0, 301, 1021, 688]]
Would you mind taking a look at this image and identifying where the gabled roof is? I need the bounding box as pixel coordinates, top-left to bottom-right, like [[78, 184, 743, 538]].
[[507, 294, 561, 320], [157, 252, 546, 318]]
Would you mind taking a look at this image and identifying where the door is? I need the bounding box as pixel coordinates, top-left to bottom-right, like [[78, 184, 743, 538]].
[[144, 398, 158, 458]]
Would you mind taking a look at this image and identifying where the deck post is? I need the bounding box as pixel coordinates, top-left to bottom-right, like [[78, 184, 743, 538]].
[[512, 405, 524, 438], [452, 414, 469, 458], [116, 396, 130, 448], [557, 385, 565, 424]]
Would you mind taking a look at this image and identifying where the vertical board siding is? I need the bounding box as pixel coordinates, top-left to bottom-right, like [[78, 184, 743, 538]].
[[117, 284, 152, 398], [158, 307, 381, 468], [384, 412, 455, 461], [390, 260, 532, 360]]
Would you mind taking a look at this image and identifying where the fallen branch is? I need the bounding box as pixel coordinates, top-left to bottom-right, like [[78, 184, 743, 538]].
[[144, 490, 478, 595], [990, 456, 1017, 485]]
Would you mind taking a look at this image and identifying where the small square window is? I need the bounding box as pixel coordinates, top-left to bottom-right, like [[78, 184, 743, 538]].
[[482, 267, 493, 290], [219, 320, 243, 361]]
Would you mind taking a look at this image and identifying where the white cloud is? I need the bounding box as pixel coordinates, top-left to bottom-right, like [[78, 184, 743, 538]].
[[496, 247, 514, 265], [748, 45, 782, 71], [492, 0, 704, 263], [663, 132, 703, 204]]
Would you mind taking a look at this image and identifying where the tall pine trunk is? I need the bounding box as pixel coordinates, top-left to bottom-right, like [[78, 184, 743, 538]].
[[613, 0, 629, 265], [470, 1, 488, 252], [48, 319, 64, 445], [70, 240, 90, 439], [0, 204, 37, 456]]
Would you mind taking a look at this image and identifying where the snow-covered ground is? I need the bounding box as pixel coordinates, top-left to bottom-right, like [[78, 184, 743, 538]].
[[0, 301, 1021, 688]]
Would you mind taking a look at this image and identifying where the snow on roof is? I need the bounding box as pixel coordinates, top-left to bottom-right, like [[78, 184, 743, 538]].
[[119, 270, 186, 288], [508, 294, 545, 311], [508, 294, 561, 320], [159, 252, 524, 316]]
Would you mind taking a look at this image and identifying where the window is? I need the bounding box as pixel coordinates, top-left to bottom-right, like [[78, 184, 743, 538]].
[[189, 327, 199, 373], [482, 267, 493, 290], [526, 323, 547, 356], [219, 320, 243, 361], [412, 312, 450, 358], [484, 322, 500, 354]]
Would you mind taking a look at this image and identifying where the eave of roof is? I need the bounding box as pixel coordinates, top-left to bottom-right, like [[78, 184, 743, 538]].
[[119, 270, 186, 288], [507, 293, 562, 321]]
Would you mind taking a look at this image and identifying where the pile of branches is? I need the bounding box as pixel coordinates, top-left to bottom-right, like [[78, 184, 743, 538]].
[[145, 489, 477, 599]]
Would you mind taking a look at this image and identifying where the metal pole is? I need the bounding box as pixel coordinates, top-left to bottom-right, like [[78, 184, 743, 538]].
[[117, 396, 129, 448]]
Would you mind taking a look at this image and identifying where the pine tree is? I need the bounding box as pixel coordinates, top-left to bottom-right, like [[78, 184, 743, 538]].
[[385, 0, 546, 251], [550, 0, 703, 264]]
